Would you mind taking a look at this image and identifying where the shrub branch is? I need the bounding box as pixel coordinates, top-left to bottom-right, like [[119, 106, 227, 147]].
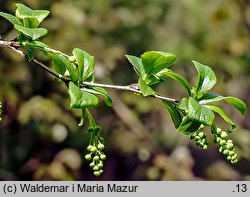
[[0, 40, 178, 103]]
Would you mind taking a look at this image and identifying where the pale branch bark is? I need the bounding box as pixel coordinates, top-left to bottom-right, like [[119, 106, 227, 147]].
[[81, 81, 178, 102], [0, 40, 178, 103]]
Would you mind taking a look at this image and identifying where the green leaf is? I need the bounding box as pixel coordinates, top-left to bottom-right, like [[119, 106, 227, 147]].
[[81, 87, 112, 107], [138, 78, 155, 96], [0, 11, 22, 26], [52, 54, 78, 83], [72, 48, 84, 83], [125, 55, 146, 80], [188, 97, 215, 126], [178, 97, 189, 111], [177, 116, 201, 135], [204, 105, 236, 131], [157, 69, 191, 95], [23, 17, 39, 28], [199, 95, 247, 115], [163, 101, 182, 128], [192, 60, 217, 96], [14, 24, 47, 40], [24, 46, 34, 61], [15, 3, 49, 26], [68, 82, 98, 108], [51, 54, 66, 75], [141, 51, 176, 77], [73, 48, 94, 82]]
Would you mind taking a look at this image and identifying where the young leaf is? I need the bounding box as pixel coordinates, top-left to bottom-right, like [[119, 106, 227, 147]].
[[22, 17, 39, 28], [14, 25, 47, 40], [188, 97, 215, 126], [73, 48, 94, 82], [72, 48, 84, 83], [157, 69, 191, 95], [177, 116, 201, 135], [178, 97, 189, 111], [204, 105, 236, 131], [15, 3, 50, 25], [30, 10, 50, 24], [52, 54, 78, 83], [138, 78, 155, 96], [199, 95, 247, 115], [81, 87, 112, 107], [163, 101, 182, 128], [192, 60, 217, 96], [51, 54, 66, 75], [125, 55, 146, 80], [68, 82, 98, 108], [15, 3, 33, 17], [24, 46, 34, 61], [0, 11, 22, 26], [141, 51, 176, 77]]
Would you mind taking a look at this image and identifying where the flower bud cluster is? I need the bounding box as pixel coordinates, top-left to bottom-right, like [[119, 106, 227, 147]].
[[85, 143, 106, 176], [213, 127, 238, 164], [85, 125, 106, 176], [190, 131, 208, 150]]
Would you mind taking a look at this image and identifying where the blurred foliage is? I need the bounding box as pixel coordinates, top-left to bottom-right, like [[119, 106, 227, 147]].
[[0, 0, 249, 180]]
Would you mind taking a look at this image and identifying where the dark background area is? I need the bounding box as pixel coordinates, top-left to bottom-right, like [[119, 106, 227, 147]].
[[0, 0, 249, 180]]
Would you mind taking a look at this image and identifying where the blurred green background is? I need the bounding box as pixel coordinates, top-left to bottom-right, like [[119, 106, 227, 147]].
[[0, 0, 249, 181]]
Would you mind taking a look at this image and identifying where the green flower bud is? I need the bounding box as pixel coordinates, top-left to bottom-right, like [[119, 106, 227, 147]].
[[190, 134, 195, 139], [93, 155, 100, 161], [214, 137, 221, 143], [100, 154, 106, 160], [223, 149, 229, 155], [90, 162, 95, 168], [231, 159, 238, 164], [198, 132, 205, 138], [194, 136, 200, 141], [87, 145, 93, 151], [219, 140, 226, 146], [221, 131, 228, 139], [94, 171, 101, 177], [227, 156, 232, 161], [99, 160, 103, 165], [226, 143, 234, 150], [97, 163, 103, 168], [93, 166, 99, 171], [231, 155, 237, 161], [216, 128, 222, 135], [203, 145, 208, 150], [229, 151, 235, 156], [219, 146, 224, 153], [227, 140, 233, 144], [85, 154, 92, 161], [99, 169, 103, 174], [201, 138, 207, 144], [90, 146, 97, 153], [97, 143, 105, 150]]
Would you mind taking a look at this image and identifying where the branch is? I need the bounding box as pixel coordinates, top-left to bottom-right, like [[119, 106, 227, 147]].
[[81, 81, 178, 102], [0, 40, 178, 103], [0, 40, 70, 82]]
